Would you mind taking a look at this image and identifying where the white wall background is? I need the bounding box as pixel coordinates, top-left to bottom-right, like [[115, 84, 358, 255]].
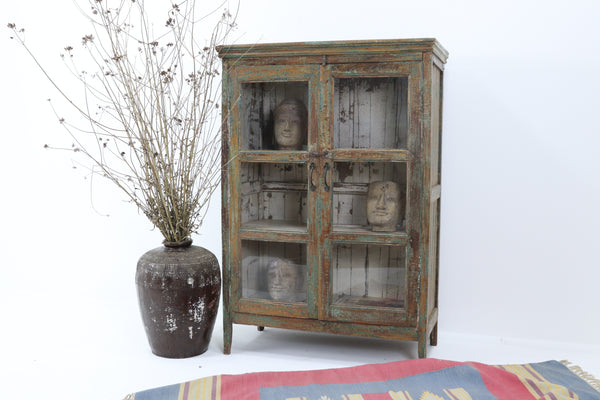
[[1, 0, 599, 368]]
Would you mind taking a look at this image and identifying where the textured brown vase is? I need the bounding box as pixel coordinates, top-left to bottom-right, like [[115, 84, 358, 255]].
[[136, 240, 220, 358]]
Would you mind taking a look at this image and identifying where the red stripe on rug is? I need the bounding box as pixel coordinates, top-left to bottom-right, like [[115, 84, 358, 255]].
[[363, 393, 393, 400], [219, 358, 538, 400]]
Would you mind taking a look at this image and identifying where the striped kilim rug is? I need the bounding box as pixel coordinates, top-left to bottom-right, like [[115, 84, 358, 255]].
[[124, 358, 600, 400]]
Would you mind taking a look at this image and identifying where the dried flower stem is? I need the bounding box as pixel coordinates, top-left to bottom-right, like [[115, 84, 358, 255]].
[[9, 0, 237, 242]]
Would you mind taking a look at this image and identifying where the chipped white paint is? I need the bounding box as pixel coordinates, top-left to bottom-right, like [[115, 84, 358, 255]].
[[165, 313, 178, 332], [188, 326, 194, 339], [187, 277, 195, 286], [191, 299, 206, 323]]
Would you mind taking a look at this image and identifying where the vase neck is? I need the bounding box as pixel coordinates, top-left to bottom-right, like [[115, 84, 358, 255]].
[[163, 238, 193, 248]]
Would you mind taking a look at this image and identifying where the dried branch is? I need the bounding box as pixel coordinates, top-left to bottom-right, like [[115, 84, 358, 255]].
[[8, 0, 238, 243]]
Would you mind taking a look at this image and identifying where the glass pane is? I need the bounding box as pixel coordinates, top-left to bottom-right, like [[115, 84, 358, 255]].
[[332, 162, 407, 232], [241, 82, 309, 150], [332, 244, 406, 308], [241, 240, 307, 303], [333, 77, 408, 149], [241, 162, 308, 231]]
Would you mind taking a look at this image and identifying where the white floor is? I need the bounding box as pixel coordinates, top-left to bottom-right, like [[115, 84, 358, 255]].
[[4, 303, 600, 400]]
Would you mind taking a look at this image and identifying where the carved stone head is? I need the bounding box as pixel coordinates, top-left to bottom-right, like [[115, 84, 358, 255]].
[[266, 258, 302, 301], [367, 181, 401, 232], [273, 99, 307, 150]]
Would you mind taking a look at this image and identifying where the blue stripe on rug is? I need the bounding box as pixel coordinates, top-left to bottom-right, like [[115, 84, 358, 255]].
[[531, 361, 600, 400], [133, 383, 180, 400], [259, 364, 496, 400]]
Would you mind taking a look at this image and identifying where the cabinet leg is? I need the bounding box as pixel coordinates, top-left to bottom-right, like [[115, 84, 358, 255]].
[[430, 322, 438, 346], [257, 326, 264, 331], [418, 337, 428, 359], [223, 313, 232, 355]]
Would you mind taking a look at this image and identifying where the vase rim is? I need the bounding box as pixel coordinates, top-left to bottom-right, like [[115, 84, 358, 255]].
[[163, 238, 193, 248]]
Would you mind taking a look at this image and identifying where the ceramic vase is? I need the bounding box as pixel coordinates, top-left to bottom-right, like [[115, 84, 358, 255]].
[[135, 240, 220, 358]]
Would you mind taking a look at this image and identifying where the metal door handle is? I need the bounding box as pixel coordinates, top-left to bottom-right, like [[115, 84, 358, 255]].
[[309, 162, 316, 191]]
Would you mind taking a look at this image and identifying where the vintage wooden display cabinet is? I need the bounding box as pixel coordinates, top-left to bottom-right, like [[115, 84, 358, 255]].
[[218, 39, 448, 358]]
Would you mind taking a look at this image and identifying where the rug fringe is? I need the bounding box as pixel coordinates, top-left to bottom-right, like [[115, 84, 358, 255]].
[[561, 360, 600, 394], [122, 394, 135, 400]]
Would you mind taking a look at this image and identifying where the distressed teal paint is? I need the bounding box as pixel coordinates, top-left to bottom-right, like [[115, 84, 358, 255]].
[[219, 39, 447, 358]]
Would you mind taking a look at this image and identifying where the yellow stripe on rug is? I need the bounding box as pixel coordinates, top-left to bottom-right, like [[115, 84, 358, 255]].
[[419, 392, 444, 400], [389, 390, 414, 400], [178, 375, 220, 400], [497, 364, 577, 400], [443, 388, 473, 400]]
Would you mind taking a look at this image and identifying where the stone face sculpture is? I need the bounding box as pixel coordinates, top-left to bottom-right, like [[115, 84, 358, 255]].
[[273, 99, 307, 150], [367, 181, 401, 232], [266, 258, 302, 302]]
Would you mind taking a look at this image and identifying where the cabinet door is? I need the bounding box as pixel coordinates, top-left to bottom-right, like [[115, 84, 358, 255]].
[[318, 62, 423, 326], [224, 65, 320, 319]]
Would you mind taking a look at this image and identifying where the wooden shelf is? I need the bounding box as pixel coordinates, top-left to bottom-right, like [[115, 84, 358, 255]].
[[334, 294, 405, 309], [331, 149, 411, 162], [240, 219, 309, 242], [331, 225, 409, 245], [239, 151, 309, 163]]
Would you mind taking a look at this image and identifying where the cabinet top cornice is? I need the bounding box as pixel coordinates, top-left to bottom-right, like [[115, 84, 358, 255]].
[[217, 38, 448, 64]]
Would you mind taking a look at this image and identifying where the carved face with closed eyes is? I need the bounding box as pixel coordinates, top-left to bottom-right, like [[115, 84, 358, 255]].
[[266, 258, 301, 301], [367, 181, 401, 232], [273, 99, 307, 150]]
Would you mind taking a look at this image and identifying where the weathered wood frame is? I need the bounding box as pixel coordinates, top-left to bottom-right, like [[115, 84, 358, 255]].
[[219, 39, 447, 358]]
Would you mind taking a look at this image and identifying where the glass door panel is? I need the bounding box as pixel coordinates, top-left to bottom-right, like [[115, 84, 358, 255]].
[[331, 243, 407, 309], [241, 240, 307, 303], [332, 162, 407, 232], [240, 162, 308, 232], [333, 77, 408, 149], [240, 82, 309, 151]]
